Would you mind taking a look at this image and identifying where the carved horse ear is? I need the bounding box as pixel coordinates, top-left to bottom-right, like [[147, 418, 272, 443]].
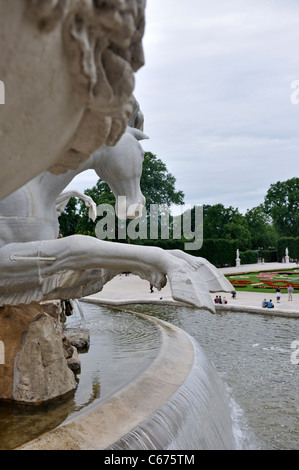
[[127, 127, 149, 141]]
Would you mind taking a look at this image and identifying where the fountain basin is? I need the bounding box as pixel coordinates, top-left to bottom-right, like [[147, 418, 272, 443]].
[[18, 309, 194, 450]]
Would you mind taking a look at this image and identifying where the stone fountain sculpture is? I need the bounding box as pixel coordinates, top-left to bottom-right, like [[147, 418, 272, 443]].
[[0, 0, 146, 201], [0, 108, 233, 312], [0, 1, 233, 405], [0, 0, 147, 404]]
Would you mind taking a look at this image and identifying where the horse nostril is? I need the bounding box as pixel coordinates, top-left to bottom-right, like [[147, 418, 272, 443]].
[[126, 203, 143, 219]]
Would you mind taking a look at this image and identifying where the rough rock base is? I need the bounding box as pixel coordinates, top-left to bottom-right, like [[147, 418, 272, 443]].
[[0, 302, 77, 404]]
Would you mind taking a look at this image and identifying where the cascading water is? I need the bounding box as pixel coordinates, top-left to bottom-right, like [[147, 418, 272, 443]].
[[109, 335, 238, 450], [73, 299, 85, 319], [4, 301, 295, 450]]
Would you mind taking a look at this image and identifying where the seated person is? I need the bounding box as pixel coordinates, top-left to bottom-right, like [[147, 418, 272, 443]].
[[267, 299, 274, 308], [262, 299, 268, 308]]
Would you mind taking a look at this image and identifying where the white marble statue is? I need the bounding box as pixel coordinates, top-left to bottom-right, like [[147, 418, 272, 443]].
[[0, 0, 146, 201], [0, 3, 233, 314], [0, 127, 233, 313], [236, 248, 241, 266], [0, 125, 148, 248]]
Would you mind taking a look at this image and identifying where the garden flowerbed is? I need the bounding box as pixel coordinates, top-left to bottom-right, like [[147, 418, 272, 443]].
[[225, 268, 299, 292]]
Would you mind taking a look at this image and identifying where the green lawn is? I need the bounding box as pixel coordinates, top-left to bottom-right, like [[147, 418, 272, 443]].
[[225, 268, 299, 293]]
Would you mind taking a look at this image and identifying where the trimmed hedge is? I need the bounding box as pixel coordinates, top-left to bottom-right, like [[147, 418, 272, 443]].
[[132, 236, 298, 267], [239, 250, 259, 264], [262, 249, 278, 262], [187, 238, 238, 267], [277, 237, 299, 261]]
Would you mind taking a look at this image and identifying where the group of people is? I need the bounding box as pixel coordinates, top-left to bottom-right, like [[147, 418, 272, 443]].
[[262, 299, 274, 308], [214, 295, 227, 304], [263, 285, 295, 308], [276, 285, 294, 303]]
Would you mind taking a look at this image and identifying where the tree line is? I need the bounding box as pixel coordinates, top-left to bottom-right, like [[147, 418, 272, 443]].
[[59, 152, 299, 266]]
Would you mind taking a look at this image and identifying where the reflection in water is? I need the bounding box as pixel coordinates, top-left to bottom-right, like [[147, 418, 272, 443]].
[[0, 305, 159, 450]]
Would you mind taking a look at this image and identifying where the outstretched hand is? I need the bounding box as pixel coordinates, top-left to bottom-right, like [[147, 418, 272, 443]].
[[167, 265, 216, 313]]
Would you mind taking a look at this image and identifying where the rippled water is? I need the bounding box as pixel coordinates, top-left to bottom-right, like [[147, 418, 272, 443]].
[[126, 304, 299, 450], [0, 305, 160, 450], [1, 302, 298, 450]]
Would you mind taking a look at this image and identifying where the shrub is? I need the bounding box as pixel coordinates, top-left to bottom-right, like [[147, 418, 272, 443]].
[[188, 238, 238, 266], [262, 249, 278, 262], [277, 237, 299, 261], [239, 250, 259, 264]]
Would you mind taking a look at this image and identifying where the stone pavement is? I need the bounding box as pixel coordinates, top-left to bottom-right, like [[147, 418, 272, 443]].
[[83, 262, 299, 318]]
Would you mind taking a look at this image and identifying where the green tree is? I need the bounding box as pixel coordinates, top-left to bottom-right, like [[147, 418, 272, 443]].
[[76, 180, 116, 237], [245, 205, 278, 249], [201, 204, 251, 250], [141, 152, 184, 208], [139, 152, 184, 244], [264, 178, 299, 237], [58, 197, 80, 237], [59, 151, 185, 242]]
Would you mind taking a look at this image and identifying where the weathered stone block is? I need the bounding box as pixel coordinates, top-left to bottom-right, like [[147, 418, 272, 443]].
[[0, 303, 76, 404]]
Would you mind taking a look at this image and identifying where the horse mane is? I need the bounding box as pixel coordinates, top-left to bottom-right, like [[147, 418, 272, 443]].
[[128, 96, 144, 131]]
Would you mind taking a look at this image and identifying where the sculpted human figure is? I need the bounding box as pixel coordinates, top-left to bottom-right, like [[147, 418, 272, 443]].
[[0, 0, 146, 201]]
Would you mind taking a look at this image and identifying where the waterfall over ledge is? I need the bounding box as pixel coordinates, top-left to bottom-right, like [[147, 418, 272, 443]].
[[18, 309, 238, 450], [109, 335, 237, 450]]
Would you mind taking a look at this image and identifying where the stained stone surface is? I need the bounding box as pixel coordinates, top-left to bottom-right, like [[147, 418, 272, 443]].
[[0, 303, 76, 403]]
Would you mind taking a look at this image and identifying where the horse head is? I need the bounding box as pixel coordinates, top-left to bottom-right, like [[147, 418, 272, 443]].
[[93, 126, 148, 219]]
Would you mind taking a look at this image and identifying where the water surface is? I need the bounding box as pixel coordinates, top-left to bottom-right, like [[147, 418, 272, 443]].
[[126, 304, 299, 450], [0, 305, 159, 449], [1, 302, 297, 450]]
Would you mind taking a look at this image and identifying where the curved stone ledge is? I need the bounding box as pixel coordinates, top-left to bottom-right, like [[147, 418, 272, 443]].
[[215, 303, 299, 319], [17, 309, 194, 450], [82, 296, 299, 319], [81, 297, 183, 307]]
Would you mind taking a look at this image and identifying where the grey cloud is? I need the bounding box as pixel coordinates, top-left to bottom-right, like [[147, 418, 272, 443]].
[[70, 0, 299, 214]]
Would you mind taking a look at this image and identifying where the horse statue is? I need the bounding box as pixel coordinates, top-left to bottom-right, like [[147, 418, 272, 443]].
[[0, 125, 147, 248], [0, 0, 146, 201], [0, 123, 233, 313]]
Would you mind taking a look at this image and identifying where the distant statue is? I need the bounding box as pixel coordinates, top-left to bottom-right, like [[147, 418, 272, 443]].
[[0, 0, 146, 201], [236, 249, 241, 267]]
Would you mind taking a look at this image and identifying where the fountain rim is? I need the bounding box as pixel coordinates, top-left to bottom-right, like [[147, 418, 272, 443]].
[[17, 302, 195, 450]]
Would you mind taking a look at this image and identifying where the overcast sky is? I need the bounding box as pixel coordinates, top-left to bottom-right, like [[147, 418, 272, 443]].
[[68, 0, 299, 214]]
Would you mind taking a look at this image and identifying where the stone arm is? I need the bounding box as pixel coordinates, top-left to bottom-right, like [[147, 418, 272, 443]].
[[0, 236, 224, 313], [55, 191, 97, 221], [166, 250, 234, 293]]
